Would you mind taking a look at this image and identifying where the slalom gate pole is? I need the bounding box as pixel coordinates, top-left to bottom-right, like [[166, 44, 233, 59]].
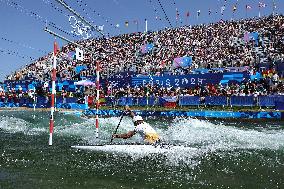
[[95, 61, 100, 138], [49, 40, 57, 146]]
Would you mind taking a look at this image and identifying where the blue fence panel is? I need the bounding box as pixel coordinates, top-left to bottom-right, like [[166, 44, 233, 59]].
[[259, 95, 284, 107], [104, 97, 132, 106], [138, 97, 147, 106], [275, 95, 284, 110], [56, 97, 64, 104], [276, 101, 284, 110], [230, 96, 255, 106], [259, 96, 275, 106], [66, 97, 77, 103], [36, 103, 51, 108], [19, 97, 29, 104], [205, 96, 227, 106], [274, 95, 284, 110], [125, 97, 134, 106], [117, 97, 133, 106], [137, 97, 158, 106], [117, 97, 127, 106], [179, 96, 200, 106], [132, 98, 139, 106], [37, 96, 48, 104], [149, 97, 160, 106], [275, 95, 284, 104], [105, 97, 114, 106]]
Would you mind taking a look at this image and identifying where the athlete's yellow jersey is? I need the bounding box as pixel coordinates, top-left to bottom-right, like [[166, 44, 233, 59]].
[[134, 122, 160, 144]]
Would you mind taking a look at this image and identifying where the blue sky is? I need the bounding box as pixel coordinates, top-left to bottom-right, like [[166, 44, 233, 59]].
[[0, 0, 283, 81]]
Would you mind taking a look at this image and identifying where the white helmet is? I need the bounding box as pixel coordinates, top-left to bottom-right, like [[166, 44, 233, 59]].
[[133, 115, 143, 122]]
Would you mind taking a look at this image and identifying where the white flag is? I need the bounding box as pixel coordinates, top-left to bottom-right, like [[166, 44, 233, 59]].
[[98, 25, 104, 31], [221, 6, 226, 14], [75, 48, 84, 61]]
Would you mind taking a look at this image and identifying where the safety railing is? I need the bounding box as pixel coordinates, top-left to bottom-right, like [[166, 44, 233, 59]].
[[0, 95, 283, 109]]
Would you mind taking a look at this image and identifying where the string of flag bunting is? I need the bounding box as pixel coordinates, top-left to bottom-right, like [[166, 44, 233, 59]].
[[157, 0, 173, 28], [49, 0, 276, 35], [0, 48, 35, 61], [148, 0, 162, 22], [75, 0, 122, 34], [1, 0, 78, 39], [1, 36, 48, 54]]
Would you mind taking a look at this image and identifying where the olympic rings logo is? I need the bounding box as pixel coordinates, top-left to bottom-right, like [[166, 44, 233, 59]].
[[69, 16, 92, 39]]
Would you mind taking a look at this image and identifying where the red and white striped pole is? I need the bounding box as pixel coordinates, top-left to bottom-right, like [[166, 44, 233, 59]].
[[49, 40, 58, 146], [95, 61, 100, 138]]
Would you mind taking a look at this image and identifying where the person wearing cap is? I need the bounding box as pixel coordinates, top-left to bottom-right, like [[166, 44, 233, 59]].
[[112, 106, 160, 144]]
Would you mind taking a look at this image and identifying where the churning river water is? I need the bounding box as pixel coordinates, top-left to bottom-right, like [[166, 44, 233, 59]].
[[0, 110, 283, 189]]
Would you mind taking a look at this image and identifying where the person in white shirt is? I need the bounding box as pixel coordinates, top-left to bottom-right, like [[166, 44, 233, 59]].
[[112, 106, 160, 144], [272, 73, 279, 83]]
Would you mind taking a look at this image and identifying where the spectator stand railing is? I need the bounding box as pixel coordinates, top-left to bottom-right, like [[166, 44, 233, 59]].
[[0, 95, 284, 110]]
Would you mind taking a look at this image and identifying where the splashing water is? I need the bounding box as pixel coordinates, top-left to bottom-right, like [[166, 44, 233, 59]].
[[1, 112, 284, 161], [0, 110, 283, 188]]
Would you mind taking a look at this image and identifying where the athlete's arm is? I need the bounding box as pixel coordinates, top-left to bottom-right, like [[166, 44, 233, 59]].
[[113, 131, 135, 139]]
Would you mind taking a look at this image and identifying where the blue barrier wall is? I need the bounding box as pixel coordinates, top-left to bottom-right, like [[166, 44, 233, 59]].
[[259, 96, 277, 106], [0, 95, 283, 111], [231, 96, 255, 106], [275, 96, 284, 110], [205, 96, 227, 106], [83, 109, 282, 119], [37, 96, 49, 104], [115, 97, 163, 106], [179, 96, 200, 106], [138, 97, 157, 106], [117, 97, 133, 106], [259, 96, 284, 107], [57, 103, 88, 110], [276, 101, 284, 110]]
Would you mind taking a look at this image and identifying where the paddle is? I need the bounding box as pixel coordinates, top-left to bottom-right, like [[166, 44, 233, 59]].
[[110, 112, 124, 143]]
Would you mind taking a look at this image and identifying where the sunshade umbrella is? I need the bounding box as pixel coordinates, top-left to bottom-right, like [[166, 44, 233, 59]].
[[74, 80, 96, 86]]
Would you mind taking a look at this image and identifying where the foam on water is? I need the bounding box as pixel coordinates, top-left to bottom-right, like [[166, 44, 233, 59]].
[[159, 117, 284, 166], [1, 112, 284, 188], [62, 116, 284, 167], [0, 115, 46, 135], [72, 144, 198, 155], [165, 117, 284, 151], [1, 112, 284, 167], [0, 115, 28, 133], [57, 116, 135, 143]]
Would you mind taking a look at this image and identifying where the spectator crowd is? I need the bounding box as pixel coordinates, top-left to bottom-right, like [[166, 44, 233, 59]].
[[2, 14, 284, 103]]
